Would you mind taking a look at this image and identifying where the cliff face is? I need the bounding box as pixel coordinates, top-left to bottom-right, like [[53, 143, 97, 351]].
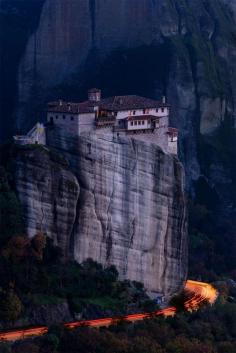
[[13, 133, 188, 297], [13, 146, 80, 257]]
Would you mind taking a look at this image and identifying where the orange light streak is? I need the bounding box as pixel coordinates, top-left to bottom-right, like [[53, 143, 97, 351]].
[[0, 280, 218, 342]]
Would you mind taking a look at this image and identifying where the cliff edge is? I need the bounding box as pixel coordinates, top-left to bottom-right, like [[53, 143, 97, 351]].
[[13, 131, 188, 297]]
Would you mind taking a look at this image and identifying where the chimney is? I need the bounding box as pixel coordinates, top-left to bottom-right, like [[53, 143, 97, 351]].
[[88, 88, 101, 102], [162, 96, 166, 104]]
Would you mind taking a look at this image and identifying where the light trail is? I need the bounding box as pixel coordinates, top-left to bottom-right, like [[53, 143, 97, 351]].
[[0, 280, 218, 342]]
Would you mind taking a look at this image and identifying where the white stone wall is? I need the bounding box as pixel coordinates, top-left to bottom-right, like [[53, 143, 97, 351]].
[[156, 107, 169, 117], [168, 136, 178, 155], [127, 119, 151, 130], [116, 107, 169, 120], [47, 112, 80, 136], [158, 115, 169, 128], [47, 112, 96, 135], [78, 113, 96, 133]]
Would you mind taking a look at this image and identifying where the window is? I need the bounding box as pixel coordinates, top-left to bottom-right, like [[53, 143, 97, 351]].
[[142, 121, 145, 125], [148, 120, 151, 125], [161, 108, 164, 113], [143, 109, 149, 114], [138, 121, 141, 125], [50, 117, 54, 124], [63, 115, 66, 120], [135, 121, 137, 125], [133, 111, 136, 115], [56, 115, 58, 120], [156, 108, 159, 113], [71, 116, 74, 121], [131, 121, 134, 126]]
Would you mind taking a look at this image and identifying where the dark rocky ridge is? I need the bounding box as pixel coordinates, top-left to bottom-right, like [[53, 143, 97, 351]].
[[0, 0, 45, 141]]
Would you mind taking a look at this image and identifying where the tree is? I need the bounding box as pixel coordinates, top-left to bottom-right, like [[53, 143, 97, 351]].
[[31, 232, 47, 261], [2, 236, 29, 262], [0, 289, 23, 322]]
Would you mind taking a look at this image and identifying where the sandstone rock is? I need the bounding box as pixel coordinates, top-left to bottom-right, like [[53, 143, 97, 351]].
[[13, 131, 187, 297], [13, 146, 80, 258], [46, 128, 188, 297]]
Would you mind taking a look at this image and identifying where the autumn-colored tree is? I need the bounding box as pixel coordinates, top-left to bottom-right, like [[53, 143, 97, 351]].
[[2, 236, 29, 262], [0, 289, 23, 322], [31, 232, 47, 261]]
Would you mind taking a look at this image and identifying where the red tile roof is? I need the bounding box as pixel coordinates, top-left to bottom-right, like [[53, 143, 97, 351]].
[[98, 95, 169, 111], [48, 95, 169, 114], [47, 101, 94, 114], [167, 127, 178, 135]]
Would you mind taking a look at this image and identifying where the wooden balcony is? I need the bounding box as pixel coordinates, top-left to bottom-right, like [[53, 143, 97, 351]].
[[95, 117, 115, 127]]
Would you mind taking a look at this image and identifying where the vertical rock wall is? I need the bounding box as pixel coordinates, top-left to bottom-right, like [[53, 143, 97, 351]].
[[13, 147, 80, 257], [46, 129, 188, 296]]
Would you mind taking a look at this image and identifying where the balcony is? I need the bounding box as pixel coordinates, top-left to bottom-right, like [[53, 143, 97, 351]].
[[95, 116, 116, 127]]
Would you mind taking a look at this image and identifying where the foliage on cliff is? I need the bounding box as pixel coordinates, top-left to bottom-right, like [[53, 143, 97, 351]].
[[0, 164, 24, 242], [0, 233, 152, 325]]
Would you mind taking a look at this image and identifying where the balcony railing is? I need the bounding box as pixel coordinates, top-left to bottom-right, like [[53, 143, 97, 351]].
[[95, 117, 116, 127]]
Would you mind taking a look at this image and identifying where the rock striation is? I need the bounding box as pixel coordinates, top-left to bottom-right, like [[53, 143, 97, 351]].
[[13, 132, 188, 296], [13, 146, 80, 257], [13, 129, 188, 297]]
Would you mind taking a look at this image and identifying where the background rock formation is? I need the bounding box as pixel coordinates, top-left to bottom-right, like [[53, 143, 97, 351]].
[[1, 0, 235, 276], [1, 0, 235, 196]]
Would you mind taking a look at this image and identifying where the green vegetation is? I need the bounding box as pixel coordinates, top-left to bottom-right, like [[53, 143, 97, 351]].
[[0, 233, 151, 324], [3, 298, 235, 353], [0, 288, 23, 323], [0, 166, 24, 242]]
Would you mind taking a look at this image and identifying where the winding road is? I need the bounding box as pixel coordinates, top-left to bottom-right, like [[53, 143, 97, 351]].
[[0, 280, 218, 342]]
